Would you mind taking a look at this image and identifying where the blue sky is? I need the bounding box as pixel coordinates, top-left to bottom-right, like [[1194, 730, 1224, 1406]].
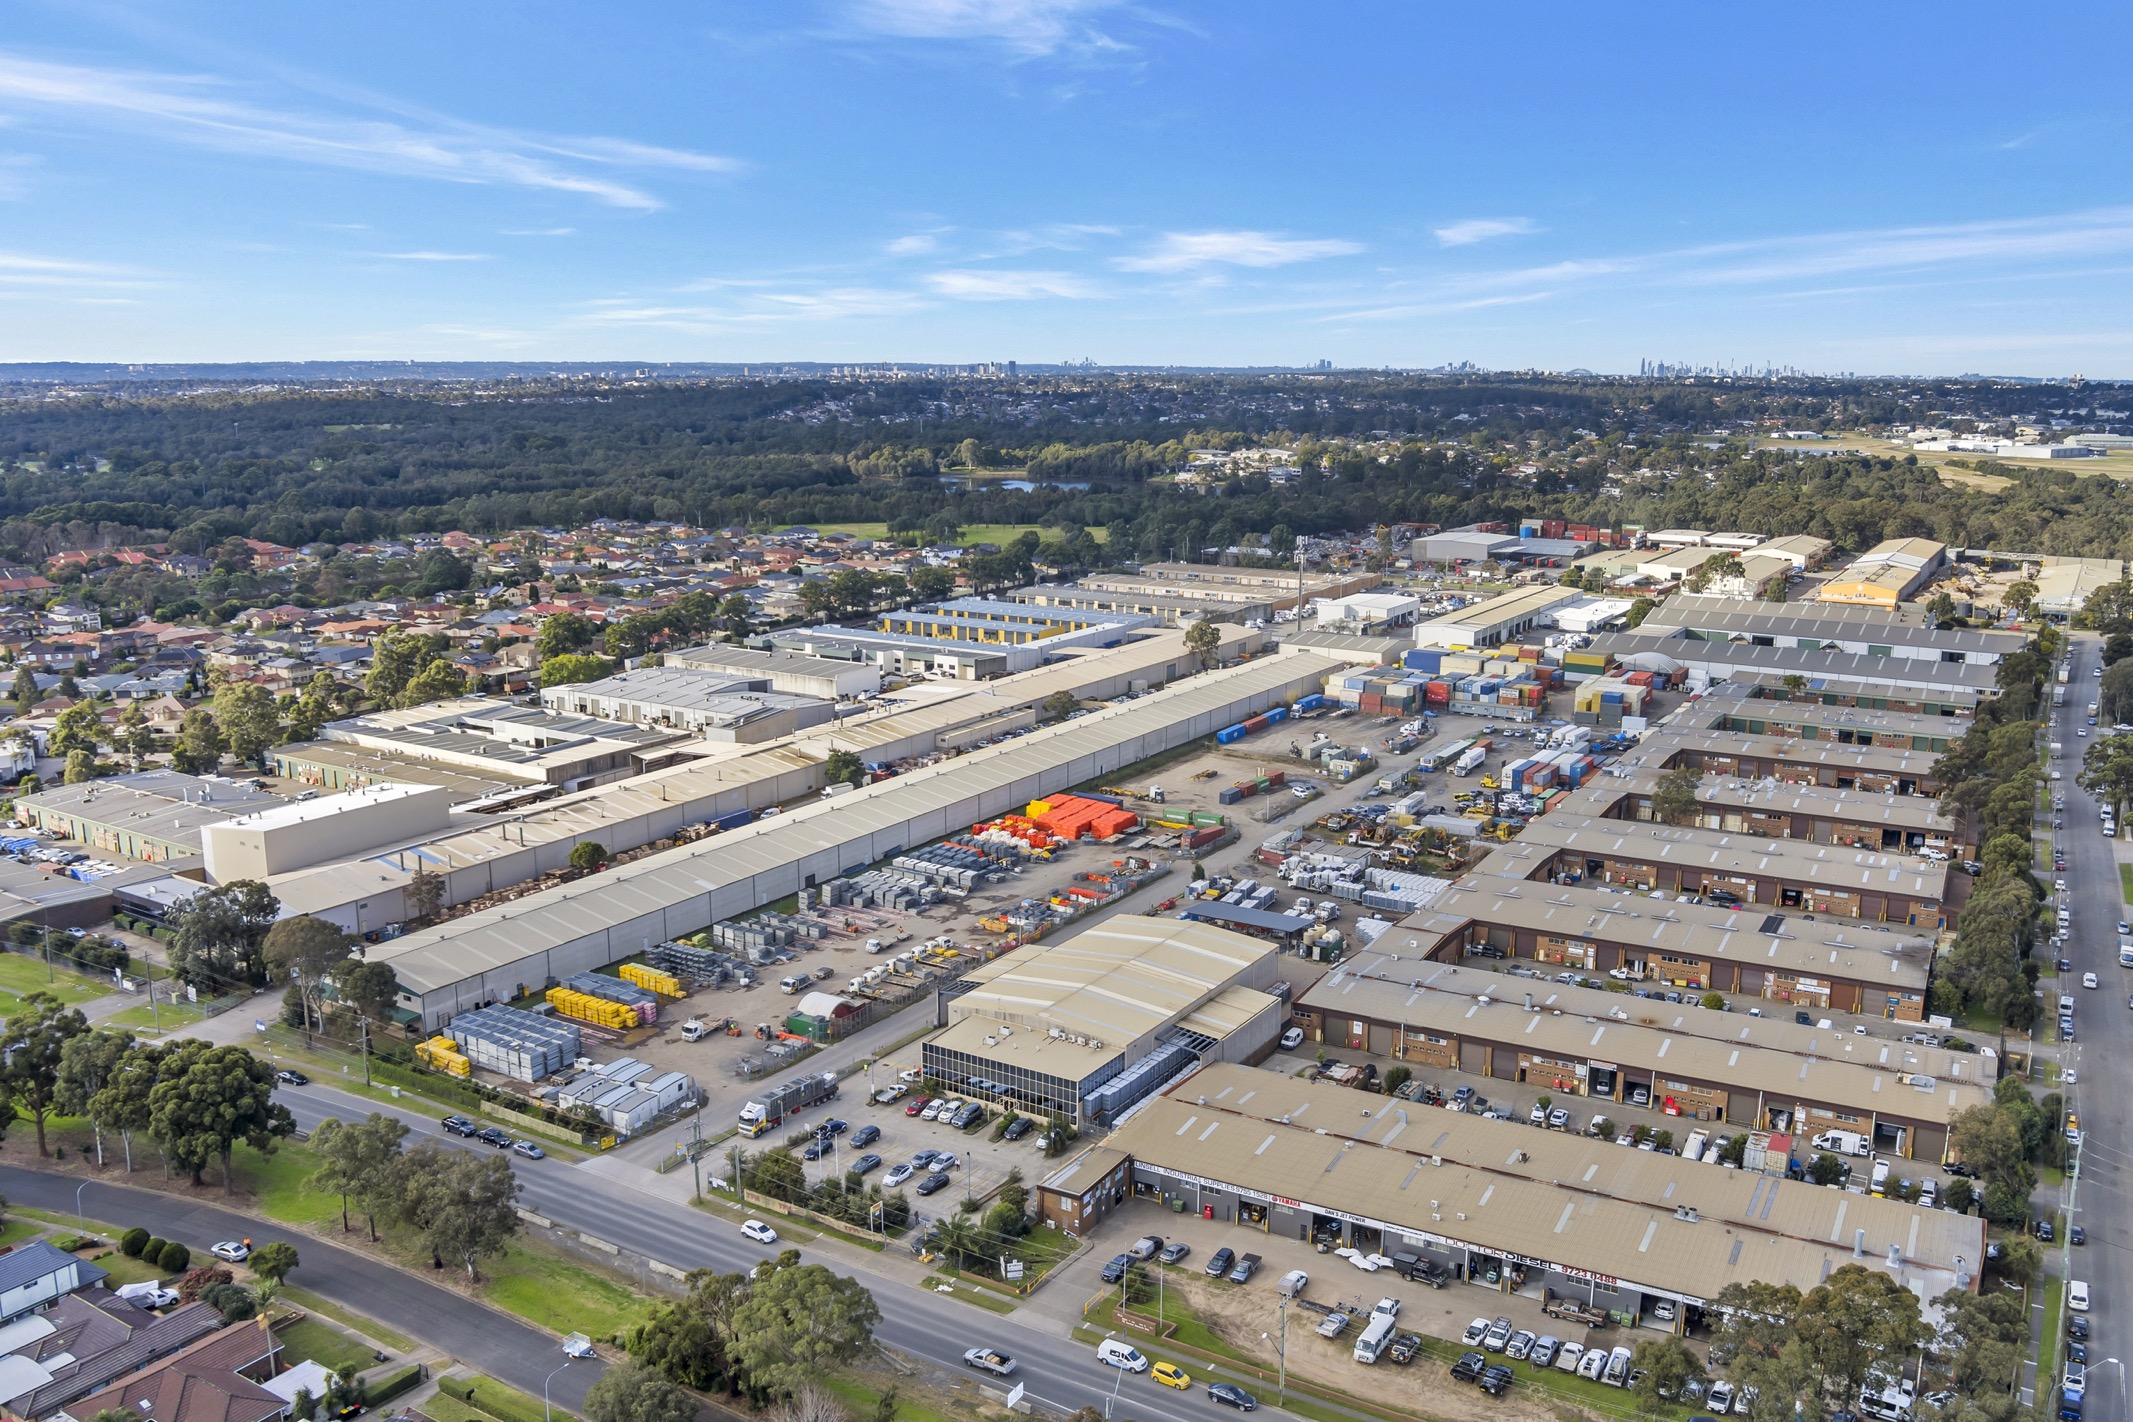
[[3, 1, 2130, 373]]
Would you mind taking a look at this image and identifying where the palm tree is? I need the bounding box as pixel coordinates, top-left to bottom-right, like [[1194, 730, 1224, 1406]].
[[931, 1214, 980, 1275]]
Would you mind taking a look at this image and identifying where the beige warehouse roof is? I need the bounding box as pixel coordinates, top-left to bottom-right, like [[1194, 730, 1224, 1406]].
[[951, 914, 1278, 1049], [1398, 875, 1934, 988], [1108, 1064, 1982, 1305], [1302, 958, 1989, 1124], [1486, 813, 1952, 905], [1578, 771, 1958, 837], [1315, 952, 1982, 1082]]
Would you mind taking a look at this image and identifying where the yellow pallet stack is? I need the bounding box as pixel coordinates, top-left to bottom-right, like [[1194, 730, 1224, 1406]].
[[620, 963, 683, 998], [546, 986, 638, 1031], [416, 1035, 471, 1078]]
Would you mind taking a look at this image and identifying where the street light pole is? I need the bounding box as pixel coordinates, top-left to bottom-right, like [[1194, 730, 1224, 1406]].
[[1277, 1292, 1289, 1405], [542, 1361, 571, 1422], [74, 1181, 87, 1235]]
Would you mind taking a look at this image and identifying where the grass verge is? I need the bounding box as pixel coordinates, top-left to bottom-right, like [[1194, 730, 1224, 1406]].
[[279, 1288, 417, 1354], [274, 1315, 381, 1374], [2119, 863, 2133, 906], [480, 1240, 655, 1342], [104, 999, 207, 1033], [918, 1274, 1017, 1315], [0, 953, 111, 1004], [816, 1371, 970, 1422]]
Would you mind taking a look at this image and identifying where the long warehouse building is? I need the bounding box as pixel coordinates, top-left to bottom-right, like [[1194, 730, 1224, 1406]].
[[377, 652, 1336, 1029]]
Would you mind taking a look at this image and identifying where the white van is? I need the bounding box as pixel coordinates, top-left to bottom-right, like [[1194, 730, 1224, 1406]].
[[1683, 1130, 1709, 1163], [1096, 1338, 1148, 1371], [2069, 1280, 2091, 1313], [1869, 1158, 1891, 1196]]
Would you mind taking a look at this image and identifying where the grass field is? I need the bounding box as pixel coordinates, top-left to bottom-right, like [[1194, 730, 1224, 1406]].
[[104, 998, 208, 1033], [2119, 862, 2133, 908], [275, 1315, 380, 1374], [0, 952, 111, 1007], [479, 1240, 655, 1342], [280, 1288, 417, 1354]]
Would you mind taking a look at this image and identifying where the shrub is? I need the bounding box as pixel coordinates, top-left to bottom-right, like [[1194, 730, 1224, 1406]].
[[121, 1228, 150, 1258], [142, 1237, 167, 1266], [438, 1378, 476, 1404], [201, 1282, 257, 1323], [368, 1366, 424, 1405], [176, 1266, 231, 1302], [157, 1241, 191, 1273]]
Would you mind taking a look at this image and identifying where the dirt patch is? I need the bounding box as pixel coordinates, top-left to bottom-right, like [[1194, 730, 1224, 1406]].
[[1164, 1271, 1572, 1422]]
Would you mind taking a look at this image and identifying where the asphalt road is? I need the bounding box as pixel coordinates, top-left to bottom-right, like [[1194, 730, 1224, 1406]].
[[2049, 633, 2127, 1422], [275, 1081, 1317, 1422], [0, 1164, 604, 1417]]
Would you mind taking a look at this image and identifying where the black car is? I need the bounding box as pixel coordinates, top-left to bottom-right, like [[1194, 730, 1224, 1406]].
[[2072, 1224, 2087, 1245], [851, 1152, 882, 1175], [2037, 1220, 2057, 1242], [274, 1069, 309, 1086], [850, 1124, 880, 1148], [1450, 1351, 1487, 1382], [2068, 1342, 2090, 1365], [1205, 1246, 1236, 1277], [910, 1148, 939, 1168], [441, 1115, 478, 1137], [801, 1138, 829, 1161], [2070, 1315, 2091, 1341], [1794, 1011, 1813, 1025], [1207, 1382, 1258, 1411], [914, 1171, 951, 1196], [1944, 1162, 1976, 1178], [819, 1118, 849, 1137], [476, 1126, 513, 1148], [1003, 1117, 1037, 1141], [1480, 1365, 1514, 1396], [1100, 1254, 1130, 1284]]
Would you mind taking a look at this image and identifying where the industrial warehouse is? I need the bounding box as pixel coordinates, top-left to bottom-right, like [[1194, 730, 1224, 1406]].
[[922, 914, 1289, 1127], [1044, 1063, 1984, 1314], [1294, 954, 1991, 1159]]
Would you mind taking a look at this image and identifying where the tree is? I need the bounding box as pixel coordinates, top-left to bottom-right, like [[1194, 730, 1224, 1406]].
[[171, 707, 225, 774], [2078, 734, 2133, 826], [1806, 1151, 1847, 1186], [1796, 1264, 1930, 1412], [398, 659, 466, 708], [0, 993, 89, 1156], [540, 653, 615, 689], [88, 1039, 170, 1173], [584, 1361, 698, 1422], [330, 958, 401, 1033], [1949, 1104, 2035, 1222], [907, 567, 954, 603], [366, 632, 451, 706], [51, 703, 103, 758], [1708, 1280, 1803, 1373], [630, 1267, 749, 1392], [1926, 591, 1957, 624], [118, 701, 156, 768], [263, 916, 353, 1043], [57, 1028, 137, 1167], [1183, 618, 1221, 669], [1652, 764, 1702, 826], [1627, 595, 1656, 628], [406, 868, 445, 923], [1041, 690, 1079, 722], [309, 1112, 408, 1238], [569, 841, 610, 874], [2104, 660, 2133, 724], [538, 612, 602, 661], [167, 881, 282, 990], [770, 1385, 852, 1422], [249, 1241, 299, 1287], [63, 749, 100, 784], [9, 665, 36, 717], [746, 1148, 807, 1204], [717, 592, 755, 638], [1630, 1336, 1704, 1407], [145, 1042, 297, 1191], [728, 1259, 880, 1400], [212, 680, 281, 765], [1381, 1064, 1411, 1098], [398, 1142, 519, 1280], [2005, 579, 2039, 619], [822, 749, 864, 787], [1780, 672, 1810, 697]]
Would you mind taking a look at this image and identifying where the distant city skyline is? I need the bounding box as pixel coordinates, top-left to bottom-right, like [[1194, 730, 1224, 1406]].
[[1, 2, 2129, 375]]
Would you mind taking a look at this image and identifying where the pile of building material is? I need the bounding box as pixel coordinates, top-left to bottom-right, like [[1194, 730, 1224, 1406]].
[[546, 986, 646, 1030], [707, 911, 826, 954], [446, 1006, 581, 1082], [562, 972, 662, 1016], [620, 963, 684, 997], [415, 1035, 471, 1077], [649, 938, 747, 987]]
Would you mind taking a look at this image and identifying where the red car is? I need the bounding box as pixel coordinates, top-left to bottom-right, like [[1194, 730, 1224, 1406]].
[[906, 1095, 933, 1117]]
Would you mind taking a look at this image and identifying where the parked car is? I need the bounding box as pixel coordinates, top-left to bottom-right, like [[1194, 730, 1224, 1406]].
[[1151, 1362, 1191, 1390], [740, 1220, 778, 1245], [1158, 1242, 1192, 1264], [1127, 1235, 1165, 1260], [915, 1171, 951, 1196], [883, 1162, 914, 1187], [210, 1241, 251, 1263], [1709, 1381, 1737, 1414], [1482, 1317, 1513, 1351], [1480, 1365, 1514, 1396], [906, 1096, 932, 1117], [1207, 1381, 1258, 1410], [1003, 1117, 1037, 1141], [1100, 1255, 1130, 1284], [1451, 1351, 1488, 1382], [476, 1126, 513, 1148], [851, 1153, 881, 1174], [1206, 1247, 1236, 1277], [1461, 1318, 1491, 1346], [511, 1140, 546, 1160], [851, 1124, 880, 1147], [1279, 1026, 1305, 1050]]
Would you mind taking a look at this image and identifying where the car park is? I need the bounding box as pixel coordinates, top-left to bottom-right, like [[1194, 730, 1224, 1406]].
[[740, 1220, 778, 1245]]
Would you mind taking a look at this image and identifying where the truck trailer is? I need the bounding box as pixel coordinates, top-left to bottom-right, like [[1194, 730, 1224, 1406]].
[[738, 1071, 838, 1137]]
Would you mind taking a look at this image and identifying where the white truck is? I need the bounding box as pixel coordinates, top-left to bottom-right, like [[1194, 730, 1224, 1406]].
[[1451, 745, 1488, 777]]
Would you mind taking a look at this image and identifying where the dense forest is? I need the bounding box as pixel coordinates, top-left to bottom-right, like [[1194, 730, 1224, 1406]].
[[0, 371, 2128, 565]]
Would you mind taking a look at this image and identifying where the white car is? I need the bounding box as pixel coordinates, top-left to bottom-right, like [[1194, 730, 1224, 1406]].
[[209, 1241, 250, 1263], [740, 1219, 779, 1246], [2085, 973, 2099, 989], [2070, 1280, 2091, 1312], [883, 1163, 915, 1187], [1279, 1026, 1305, 1050], [920, 1099, 949, 1121], [1708, 1381, 1736, 1414], [898, 1067, 924, 1083]]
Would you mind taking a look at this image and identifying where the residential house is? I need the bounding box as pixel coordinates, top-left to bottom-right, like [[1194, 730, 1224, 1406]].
[[64, 1317, 285, 1422]]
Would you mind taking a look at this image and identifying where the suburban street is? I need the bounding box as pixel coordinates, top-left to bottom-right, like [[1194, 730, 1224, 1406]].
[[272, 1081, 1302, 1422], [2049, 632, 2126, 1422]]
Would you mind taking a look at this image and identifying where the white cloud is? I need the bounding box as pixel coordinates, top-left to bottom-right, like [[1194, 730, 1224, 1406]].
[[1115, 230, 1362, 273], [0, 52, 738, 211], [0, 248, 147, 290], [503, 228, 576, 238], [845, 0, 1130, 55], [576, 286, 923, 328], [886, 233, 942, 255], [924, 267, 1100, 299], [374, 250, 490, 262], [1434, 217, 1538, 247]]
